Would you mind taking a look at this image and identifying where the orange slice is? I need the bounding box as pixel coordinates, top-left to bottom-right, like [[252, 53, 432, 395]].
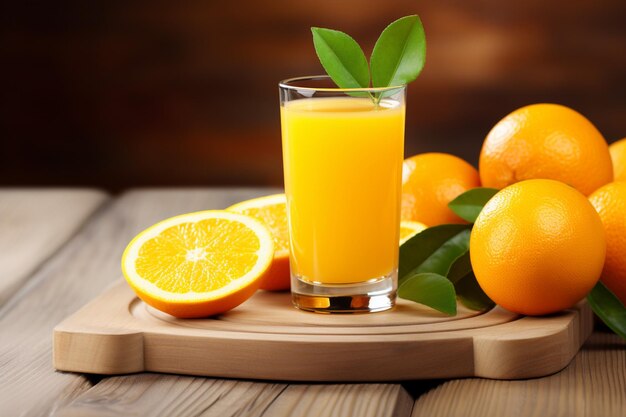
[[400, 220, 427, 245], [121, 210, 274, 318], [227, 194, 290, 291]]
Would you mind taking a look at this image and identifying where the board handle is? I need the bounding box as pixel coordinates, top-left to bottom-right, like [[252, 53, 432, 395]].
[[472, 302, 593, 379], [54, 328, 144, 374]]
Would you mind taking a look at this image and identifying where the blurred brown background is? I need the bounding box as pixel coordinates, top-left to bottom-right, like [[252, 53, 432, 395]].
[[1, 0, 625, 191]]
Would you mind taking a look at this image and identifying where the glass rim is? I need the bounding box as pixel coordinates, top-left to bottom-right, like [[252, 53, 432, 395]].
[[279, 75, 406, 93]]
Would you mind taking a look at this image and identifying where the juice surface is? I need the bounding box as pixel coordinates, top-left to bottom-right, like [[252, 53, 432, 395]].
[[281, 97, 405, 284]]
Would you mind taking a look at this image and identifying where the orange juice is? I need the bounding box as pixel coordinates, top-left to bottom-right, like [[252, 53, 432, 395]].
[[281, 97, 405, 284]]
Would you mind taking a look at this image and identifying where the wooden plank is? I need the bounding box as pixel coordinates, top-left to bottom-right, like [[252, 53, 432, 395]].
[[0, 188, 277, 416], [56, 377, 412, 417], [55, 375, 288, 417], [263, 384, 413, 417], [0, 188, 107, 306], [411, 331, 626, 417]]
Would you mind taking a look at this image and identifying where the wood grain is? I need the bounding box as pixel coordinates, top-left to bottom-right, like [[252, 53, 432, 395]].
[[54, 374, 288, 417], [411, 331, 626, 417], [0, 188, 277, 416], [0, 188, 107, 306], [56, 376, 412, 417], [54, 281, 592, 380], [262, 384, 413, 417]]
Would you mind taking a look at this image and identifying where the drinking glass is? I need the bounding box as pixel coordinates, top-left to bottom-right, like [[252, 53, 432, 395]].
[[279, 76, 406, 313]]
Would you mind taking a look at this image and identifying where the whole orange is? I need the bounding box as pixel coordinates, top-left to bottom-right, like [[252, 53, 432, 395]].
[[479, 104, 613, 195], [589, 181, 626, 304], [401, 153, 480, 226], [609, 137, 626, 181], [470, 179, 606, 316]]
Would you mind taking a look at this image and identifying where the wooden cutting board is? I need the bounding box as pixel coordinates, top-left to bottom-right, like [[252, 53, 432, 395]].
[[53, 280, 592, 381]]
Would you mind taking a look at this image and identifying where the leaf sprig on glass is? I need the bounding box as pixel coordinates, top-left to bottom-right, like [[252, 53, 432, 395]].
[[311, 15, 426, 103], [400, 187, 626, 340]]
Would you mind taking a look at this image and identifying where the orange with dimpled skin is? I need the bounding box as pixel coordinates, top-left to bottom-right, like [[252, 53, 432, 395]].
[[609, 137, 626, 181], [401, 153, 480, 227], [470, 179, 606, 316], [589, 181, 626, 305], [479, 103, 613, 196]]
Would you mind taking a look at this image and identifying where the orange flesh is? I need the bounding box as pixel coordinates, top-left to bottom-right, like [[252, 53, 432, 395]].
[[135, 219, 260, 293]]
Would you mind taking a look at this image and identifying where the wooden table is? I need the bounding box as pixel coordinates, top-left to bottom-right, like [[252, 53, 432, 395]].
[[0, 188, 624, 417]]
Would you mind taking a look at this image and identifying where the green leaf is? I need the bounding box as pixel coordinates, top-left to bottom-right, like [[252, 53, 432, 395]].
[[587, 281, 626, 339], [447, 251, 472, 284], [448, 188, 499, 223], [414, 229, 470, 277], [445, 250, 495, 311], [398, 272, 457, 315], [455, 272, 495, 311], [370, 15, 426, 88], [311, 27, 370, 89], [399, 224, 471, 285]]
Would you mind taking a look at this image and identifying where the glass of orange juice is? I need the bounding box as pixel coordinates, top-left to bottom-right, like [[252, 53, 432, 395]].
[[279, 76, 406, 313]]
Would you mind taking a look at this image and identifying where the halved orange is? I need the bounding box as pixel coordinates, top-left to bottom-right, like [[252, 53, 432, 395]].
[[227, 194, 290, 291], [400, 220, 427, 245], [121, 210, 274, 318]]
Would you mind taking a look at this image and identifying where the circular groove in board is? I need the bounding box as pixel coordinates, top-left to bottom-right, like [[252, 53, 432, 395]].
[[130, 291, 518, 336]]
